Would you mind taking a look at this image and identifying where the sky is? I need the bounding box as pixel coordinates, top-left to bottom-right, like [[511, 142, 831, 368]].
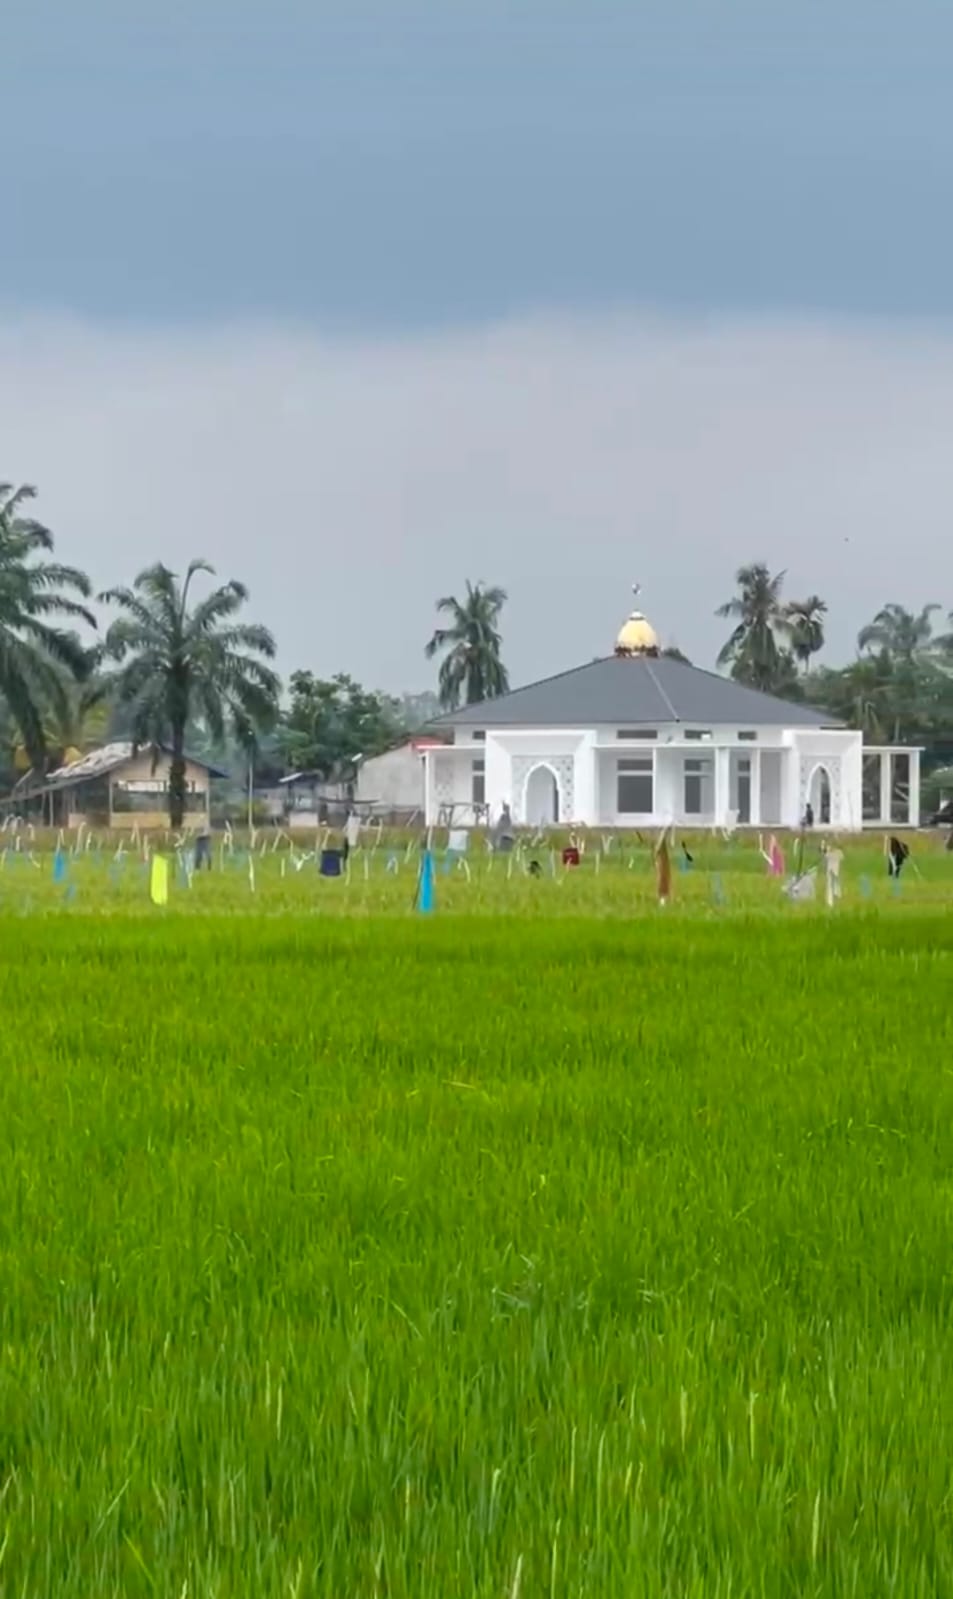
[[3, 1, 953, 690]]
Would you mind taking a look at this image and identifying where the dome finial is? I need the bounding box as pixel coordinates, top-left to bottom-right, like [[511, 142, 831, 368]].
[[615, 584, 659, 658]]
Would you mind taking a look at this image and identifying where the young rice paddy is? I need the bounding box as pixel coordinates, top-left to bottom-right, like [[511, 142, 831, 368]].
[[1, 831, 952, 1594]]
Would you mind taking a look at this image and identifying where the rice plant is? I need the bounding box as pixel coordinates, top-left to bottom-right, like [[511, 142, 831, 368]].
[[1, 900, 951, 1594]]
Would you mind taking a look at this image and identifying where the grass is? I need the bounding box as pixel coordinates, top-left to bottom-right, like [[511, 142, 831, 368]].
[[1, 839, 952, 1593]]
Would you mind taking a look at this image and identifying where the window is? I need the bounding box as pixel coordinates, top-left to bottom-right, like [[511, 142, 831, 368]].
[[683, 756, 713, 816], [112, 784, 205, 814], [616, 729, 657, 740], [617, 757, 653, 815], [471, 758, 485, 807], [862, 753, 882, 823], [736, 756, 751, 823], [737, 730, 757, 742], [473, 730, 486, 742], [684, 729, 712, 741], [890, 753, 910, 825]]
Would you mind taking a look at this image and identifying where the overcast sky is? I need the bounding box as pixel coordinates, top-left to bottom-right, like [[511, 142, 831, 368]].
[[3, 2, 953, 690]]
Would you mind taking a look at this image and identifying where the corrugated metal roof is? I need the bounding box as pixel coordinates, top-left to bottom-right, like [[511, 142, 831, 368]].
[[45, 741, 228, 786], [47, 742, 137, 784], [431, 656, 842, 730]]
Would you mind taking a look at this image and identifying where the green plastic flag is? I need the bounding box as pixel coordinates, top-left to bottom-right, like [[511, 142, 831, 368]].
[[150, 855, 169, 907]]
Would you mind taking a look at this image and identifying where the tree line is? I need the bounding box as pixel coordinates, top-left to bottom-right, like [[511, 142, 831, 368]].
[[3, 480, 953, 825], [423, 566, 953, 763], [713, 563, 953, 762]]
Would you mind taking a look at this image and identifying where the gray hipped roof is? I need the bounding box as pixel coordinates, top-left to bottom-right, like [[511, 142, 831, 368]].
[[432, 655, 841, 730]]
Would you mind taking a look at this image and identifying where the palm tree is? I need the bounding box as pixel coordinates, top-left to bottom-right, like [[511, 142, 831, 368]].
[[12, 650, 112, 775], [0, 482, 96, 766], [100, 560, 280, 827], [808, 657, 893, 742], [425, 581, 509, 710], [716, 564, 789, 691], [784, 595, 827, 672], [857, 604, 941, 742], [858, 602, 939, 662]]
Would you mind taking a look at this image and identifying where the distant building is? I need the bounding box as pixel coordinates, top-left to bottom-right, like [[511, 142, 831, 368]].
[[274, 739, 447, 828], [11, 742, 226, 830], [353, 737, 445, 819], [276, 771, 353, 829], [422, 603, 922, 831]]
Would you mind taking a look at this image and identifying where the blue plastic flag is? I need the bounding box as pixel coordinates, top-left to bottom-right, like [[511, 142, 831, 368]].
[[418, 849, 435, 914], [859, 874, 872, 899], [52, 848, 66, 884], [712, 873, 725, 906]]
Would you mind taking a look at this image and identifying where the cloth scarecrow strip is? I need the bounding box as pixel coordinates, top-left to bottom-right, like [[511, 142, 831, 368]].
[[655, 827, 672, 905]]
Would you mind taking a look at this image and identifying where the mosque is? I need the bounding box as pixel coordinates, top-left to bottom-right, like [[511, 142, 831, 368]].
[[423, 601, 920, 831]]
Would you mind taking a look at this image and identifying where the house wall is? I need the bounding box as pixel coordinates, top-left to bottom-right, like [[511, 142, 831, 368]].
[[354, 745, 426, 811], [61, 754, 213, 830], [428, 747, 483, 821], [96, 810, 207, 832], [114, 751, 211, 788]]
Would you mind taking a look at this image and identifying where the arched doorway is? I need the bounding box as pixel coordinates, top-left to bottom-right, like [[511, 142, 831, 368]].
[[808, 764, 832, 825], [524, 764, 560, 826]]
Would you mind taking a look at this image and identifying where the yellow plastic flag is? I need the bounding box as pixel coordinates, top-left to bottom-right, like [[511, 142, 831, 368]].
[[150, 854, 169, 907]]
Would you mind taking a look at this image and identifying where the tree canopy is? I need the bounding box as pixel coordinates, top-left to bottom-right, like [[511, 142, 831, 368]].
[[716, 564, 794, 691], [281, 672, 403, 779], [100, 560, 280, 827], [0, 483, 96, 768], [425, 581, 509, 709]]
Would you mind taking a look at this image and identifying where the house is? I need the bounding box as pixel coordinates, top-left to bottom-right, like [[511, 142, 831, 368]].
[[276, 771, 353, 828], [353, 737, 445, 820], [11, 742, 226, 830], [422, 604, 921, 831], [274, 739, 445, 828]]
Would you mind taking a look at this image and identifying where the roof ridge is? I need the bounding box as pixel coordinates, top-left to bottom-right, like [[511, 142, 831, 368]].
[[644, 658, 680, 721]]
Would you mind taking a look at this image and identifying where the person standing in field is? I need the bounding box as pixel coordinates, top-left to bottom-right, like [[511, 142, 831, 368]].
[[494, 803, 515, 853]]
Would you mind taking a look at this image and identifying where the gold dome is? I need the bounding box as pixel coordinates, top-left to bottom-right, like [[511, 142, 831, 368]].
[[615, 611, 660, 658]]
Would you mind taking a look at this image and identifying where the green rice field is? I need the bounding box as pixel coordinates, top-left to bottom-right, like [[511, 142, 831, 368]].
[[1, 833, 952, 1594]]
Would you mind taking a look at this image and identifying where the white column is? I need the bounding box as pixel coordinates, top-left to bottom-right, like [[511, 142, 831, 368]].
[[572, 734, 596, 826], [750, 749, 761, 828], [423, 749, 435, 826], [879, 752, 892, 826], [714, 746, 731, 828], [910, 750, 921, 828]]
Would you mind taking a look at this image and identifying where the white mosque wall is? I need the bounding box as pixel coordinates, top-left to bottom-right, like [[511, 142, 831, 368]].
[[787, 729, 864, 830], [429, 721, 908, 832]]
